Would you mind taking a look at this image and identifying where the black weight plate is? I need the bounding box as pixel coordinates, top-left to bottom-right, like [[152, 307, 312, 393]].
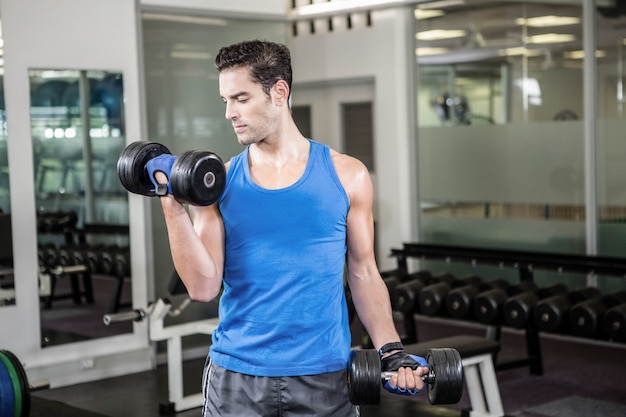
[[347, 350, 360, 405], [503, 292, 537, 328], [1, 350, 29, 417], [444, 348, 463, 404], [474, 289, 507, 324], [117, 141, 171, 196], [365, 349, 381, 405], [604, 304, 626, 342], [427, 348, 463, 405], [0, 354, 16, 417], [569, 299, 603, 337], [170, 150, 226, 206], [347, 349, 381, 405]]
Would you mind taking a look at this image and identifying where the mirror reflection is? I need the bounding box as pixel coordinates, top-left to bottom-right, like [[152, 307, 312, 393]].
[[0, 70, 13, 307], [29, 69, 133, 346]]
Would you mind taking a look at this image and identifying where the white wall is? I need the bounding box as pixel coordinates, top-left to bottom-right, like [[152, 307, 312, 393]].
[[289, 9, 418, 270], [0, 0, 153, 387]]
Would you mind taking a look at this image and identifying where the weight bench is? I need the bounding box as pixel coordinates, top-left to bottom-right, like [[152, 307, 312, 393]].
[[405, 335, 504, 417]]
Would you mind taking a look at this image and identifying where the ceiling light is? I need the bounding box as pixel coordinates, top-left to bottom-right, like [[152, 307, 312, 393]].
[[142, 13, 227, 26], [516, 15, 580, 27], [564, 50, 607, 59], [417, 29, 466, 41], [525, 33, 575, 44], [294, 0, 401, 17], [415, 47, 449, 56], [414, 9, 444, 20], [170, 51, 212, 60], [499, 47, 544, 57], [418, 0, 465, 9]]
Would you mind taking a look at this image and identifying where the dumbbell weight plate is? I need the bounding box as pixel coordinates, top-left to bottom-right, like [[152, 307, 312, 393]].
[[347, 349, 381, 405], [170, 150, 226, 206], [427, 348, 463, 405], [117, 141, 172, 196]]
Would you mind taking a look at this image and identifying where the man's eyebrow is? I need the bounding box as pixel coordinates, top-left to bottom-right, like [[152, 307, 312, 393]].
[[223, 91, 249, 100]]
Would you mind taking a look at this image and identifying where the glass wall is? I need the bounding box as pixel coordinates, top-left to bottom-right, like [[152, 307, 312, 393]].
[[415, 0, 626, 292], [141, 12, 287, 323]]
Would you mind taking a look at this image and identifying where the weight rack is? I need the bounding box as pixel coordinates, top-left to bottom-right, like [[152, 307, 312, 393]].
[[389, 242, 626, 375]]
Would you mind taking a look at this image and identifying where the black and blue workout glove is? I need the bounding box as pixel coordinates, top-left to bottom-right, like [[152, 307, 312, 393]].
[[146, 154, 176, 196], [381, 350, 429, 396]]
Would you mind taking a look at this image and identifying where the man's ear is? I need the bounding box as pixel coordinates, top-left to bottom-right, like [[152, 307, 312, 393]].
[[272, 79, 290, 106]]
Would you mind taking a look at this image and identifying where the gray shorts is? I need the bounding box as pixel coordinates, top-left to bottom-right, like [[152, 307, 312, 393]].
[[202, 358, 360, 417]]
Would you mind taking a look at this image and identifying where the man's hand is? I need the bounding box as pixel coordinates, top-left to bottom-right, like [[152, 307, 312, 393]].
[[381, 351, 429, 396]]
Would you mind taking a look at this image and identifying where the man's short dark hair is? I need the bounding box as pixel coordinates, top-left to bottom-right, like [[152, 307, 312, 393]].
[[215, 39, 292, 97]]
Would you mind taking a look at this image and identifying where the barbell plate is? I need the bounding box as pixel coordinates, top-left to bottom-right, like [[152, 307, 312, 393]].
[[170, 150, 226, 206], [0, 355, 16, 417], [116, 141, 172, 197], [1, 350, 30, 417], [426, 348, 463, 405], [0, 351, 21, 417]]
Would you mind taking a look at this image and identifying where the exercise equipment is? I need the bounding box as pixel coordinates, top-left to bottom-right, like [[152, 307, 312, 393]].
[[117, 141, 172, 197], [347, 347, 463, 406], [169, 150, 226, 207], [446, 278, 508, 320], [391, 270, 433, 313], [418, 275, 482, 316], [0, 350, 49, 417], [473, 281, 537, 325], [103, 274, 219, 413], [503, 284, 568, 329], [533, 287, 600, 333], [569, 291, 626, 338], [603, 302, 626, 342], [117, 141, 226, 206]]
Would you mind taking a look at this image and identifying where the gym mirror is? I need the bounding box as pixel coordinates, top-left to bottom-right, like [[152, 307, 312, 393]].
[[0, 68, 13, 307], [29, 69, 133, 346]]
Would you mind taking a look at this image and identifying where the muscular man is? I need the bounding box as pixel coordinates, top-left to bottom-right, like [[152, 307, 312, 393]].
[[153, 39, 427, 417]]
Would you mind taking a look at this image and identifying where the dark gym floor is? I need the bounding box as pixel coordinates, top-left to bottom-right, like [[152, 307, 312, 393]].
[[30, 316, 626, 417]]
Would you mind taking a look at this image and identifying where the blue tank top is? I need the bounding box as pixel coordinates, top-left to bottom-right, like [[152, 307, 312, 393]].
[[209, 139, 351, 377]]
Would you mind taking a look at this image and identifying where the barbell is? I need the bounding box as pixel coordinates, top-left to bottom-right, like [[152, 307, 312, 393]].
[[347, 347, 463, 406], [116, 141, 226, 206]]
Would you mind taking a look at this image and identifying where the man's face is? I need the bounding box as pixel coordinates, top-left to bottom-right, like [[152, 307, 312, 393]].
[[219, 67, 277, 146]]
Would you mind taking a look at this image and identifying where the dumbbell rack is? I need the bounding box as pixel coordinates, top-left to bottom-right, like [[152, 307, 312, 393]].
[[76, 223, 130, 314], [390, 242, 626, 375]]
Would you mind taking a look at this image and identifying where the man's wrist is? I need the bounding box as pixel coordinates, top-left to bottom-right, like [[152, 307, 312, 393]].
[[378, 342, 404, 358]]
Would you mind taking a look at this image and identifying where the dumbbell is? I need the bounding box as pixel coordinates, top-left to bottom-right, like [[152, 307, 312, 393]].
[[446, 278, 509, 320], [533, 287, 601, 333], [503, 283, 568, 329], [473, 281, 537, 325], [347, 347, 463, 406], [391, 271, 434, 313], [37, 243, 59, 271], [114, 247, 131, 277], [99, 245, 123, 276], [117, 141, 226, 206], [418, 274, 482, 316], [603, 302, 626, 342], [569, 291, 626, 338]]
